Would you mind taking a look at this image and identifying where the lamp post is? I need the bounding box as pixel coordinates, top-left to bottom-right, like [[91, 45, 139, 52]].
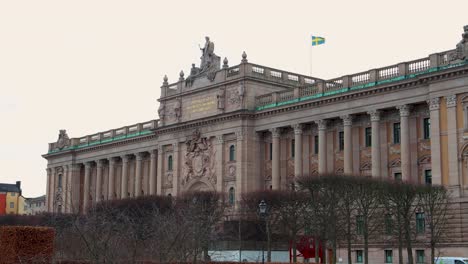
[[258, 200, 268, 264]]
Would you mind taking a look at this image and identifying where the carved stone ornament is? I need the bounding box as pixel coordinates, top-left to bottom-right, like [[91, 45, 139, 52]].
[[450, 25, 468, 61], [227, 84, 245, 109], [427, 98, 440, 111], [419, 142, 431, 151], [227, 164, 236, 178], [185, 36, 221, 85], [446, 95, 457, 108], [264, 161, 272, 180], [56, 130, 70, 150], [217, 88, 225, 110], [182, 129, 216, 186], [388, 158, 401, 168], [417, 155, 431, 165], [158, 103, 165, 120]]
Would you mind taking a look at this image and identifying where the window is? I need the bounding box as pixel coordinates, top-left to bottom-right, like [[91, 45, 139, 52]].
[[394, 172, 402, 182], [291, 139, 295, 158], [10, 193, 15, 197], [314, 136, 319, 154], [356, 250, 363, 263], [356, 215, 364, 235], [168, 155, 173, 171], [10, 202, 14, 209], [228, 187, 235, 205], [269, 143, 273, 160], [385, 214, 393, 235], [393, 123, 401, 144], [229, 145, 236, 161], [423, 118, 430, 139], [416, 250, 425, 263], [58, 174, 63, 188], [339, 131, 344, 151], [425, 170, 432, 185], [416, 212, 425, 234], [385, 250, 393, 263], [365, 127, 372, 147]]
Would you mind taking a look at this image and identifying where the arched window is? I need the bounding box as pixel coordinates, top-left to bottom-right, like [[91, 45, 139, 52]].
[[168, 155, 173, 171], [291, 139, 295, 158], [228, 187, 235, 205], [58, 174, 63, 188], [229, 145, 236, 161]]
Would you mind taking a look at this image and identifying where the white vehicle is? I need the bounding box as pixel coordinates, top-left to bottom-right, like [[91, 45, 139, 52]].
[[435, 257, 468, 264]]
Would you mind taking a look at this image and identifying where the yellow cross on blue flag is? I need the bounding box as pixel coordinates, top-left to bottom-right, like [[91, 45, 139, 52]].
[[311, 36, 325, 46]]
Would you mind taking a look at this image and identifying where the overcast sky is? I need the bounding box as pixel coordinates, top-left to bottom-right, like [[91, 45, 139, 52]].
[[0, 0, 467, 197]]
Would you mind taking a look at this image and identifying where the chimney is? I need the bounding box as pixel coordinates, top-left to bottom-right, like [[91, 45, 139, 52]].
[[16, 181, 22, 195]]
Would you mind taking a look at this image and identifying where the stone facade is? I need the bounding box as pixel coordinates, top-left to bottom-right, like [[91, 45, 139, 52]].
[[43, 28, 468, 259]]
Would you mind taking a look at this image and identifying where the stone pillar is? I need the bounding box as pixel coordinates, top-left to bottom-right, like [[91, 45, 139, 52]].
[[172, 143, 179, 196], [135, 153, 143, 197], [64, 165, 70, 213], [235, 130, 244, 203], [83, 162, 92, 212], [157, 146, 163, 195], [121, 155, 129, 199], [341, 115, 353, 175], [368, 110, 381, 178], [46, 168, 51, 212], [270, 128, 281, 190], [96, 160, 104, 203], [50, 168, 56, 212], [397, 105, 412, 182], [293, 124, 303, 177], [317, 120, 328, 174], [107, 157, 116, 199], [446, 95, 460, 187], [427, 98, 442, 185], [215, 135, 224, 192], [149, 150, 157, 195]]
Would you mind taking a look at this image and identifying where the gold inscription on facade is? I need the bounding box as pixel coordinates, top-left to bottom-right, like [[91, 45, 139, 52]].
[[187, 96, 216, 114]]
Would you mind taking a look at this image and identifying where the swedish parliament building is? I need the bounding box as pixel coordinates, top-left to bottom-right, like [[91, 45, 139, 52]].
[[44, 27, 468, 257]]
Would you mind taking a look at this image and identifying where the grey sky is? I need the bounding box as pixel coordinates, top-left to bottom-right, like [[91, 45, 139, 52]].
[[0, 0, 467, 197]]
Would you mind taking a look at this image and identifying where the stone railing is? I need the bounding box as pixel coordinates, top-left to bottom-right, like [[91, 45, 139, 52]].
[[255, 49, 466, 109], [48, 120, 159, 153], [160, 62, 322, 98]]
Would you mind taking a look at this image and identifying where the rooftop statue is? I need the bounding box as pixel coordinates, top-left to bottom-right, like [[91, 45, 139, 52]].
[[451, 25, 468, 61], [200, 36, 215, 71], [186, 36, 221, 85]]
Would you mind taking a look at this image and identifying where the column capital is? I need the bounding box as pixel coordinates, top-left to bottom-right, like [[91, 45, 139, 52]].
[[150, 149, 157, 158], [236, 129, 246, 141], [216, 134, 224, 144], [292, 124, 304, 135], [135, 152, 145, 161], [316, 120, 329, 131], [121, 155, 130, 163], [367, 110, 381, 121], [269, 127, 282, 138], [427, 97, 441, 111], [97, 159, 105, 167], [84, 161, 93, 168], [445, 94, 457, 108], [340, 115, 353, 126], [172, 142, 179, 149], [46, 168, 52, 175], [108, 156, 118, 164], [397, 105, 412, 117]]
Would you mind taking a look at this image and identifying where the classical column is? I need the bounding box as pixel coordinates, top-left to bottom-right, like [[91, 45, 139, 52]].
[[270, 128, 281, 190], [50, 168, 56, 212], [368, 110, 381, 177], [427, 98, 442, 185], [96, 160, 104, 203], [235, 130, 245, 203], [397, 105, 412, 182], [172, 143, 180, 196], [46, 168, 51, 212], [121, 155, 129, 199], [341, 115, 353, 175], [149, 150, 157, 195], [317, 120, 328, 174], [107, 157, 116, 199], [64, 165, 70, 213], [215, 135, 224, 192], [446, 95, 460, 187], [83, 162, 92, 212], [157, 146, 163, 195], [293, 124, 303, 177], [135, 153, 143, 197]]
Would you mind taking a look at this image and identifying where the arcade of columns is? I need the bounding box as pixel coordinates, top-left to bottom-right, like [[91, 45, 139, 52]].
[[46, 95, 458, 213]]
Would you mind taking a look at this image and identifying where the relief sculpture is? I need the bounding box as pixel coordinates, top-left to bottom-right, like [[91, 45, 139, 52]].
[[182, 129, 216, 187]]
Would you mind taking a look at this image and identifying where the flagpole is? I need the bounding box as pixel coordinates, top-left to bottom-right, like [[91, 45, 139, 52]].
[[309, 35, 313, 77]]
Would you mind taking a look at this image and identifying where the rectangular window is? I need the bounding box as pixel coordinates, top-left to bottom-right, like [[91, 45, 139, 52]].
[[416, 213, 425, 234], [11, 193, 15, 197], [291, 139, 295, 158], [314, 136, 319, 154], [269, 143, 273, 160], [385, 214, 393, 235], [10, 202, 14, 209], [416, 250, 425, 263], [394, 172, 402, 182], [393, 123, 401, 144], [425, 170, 432, 185], [58, 175, 63, 188], [423, 118, 430, 139], [356, 215, 364, 235], [365, 127, 372, 147], [356, 250, 363, 263], [385, 250, 393, 263], [339, 131, 344, 151]]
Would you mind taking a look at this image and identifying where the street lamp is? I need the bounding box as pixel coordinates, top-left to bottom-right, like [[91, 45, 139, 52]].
[[258, 200, 268, 264]]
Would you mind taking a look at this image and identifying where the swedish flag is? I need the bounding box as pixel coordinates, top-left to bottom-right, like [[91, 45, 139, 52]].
[[312, 36, 325, 46]]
